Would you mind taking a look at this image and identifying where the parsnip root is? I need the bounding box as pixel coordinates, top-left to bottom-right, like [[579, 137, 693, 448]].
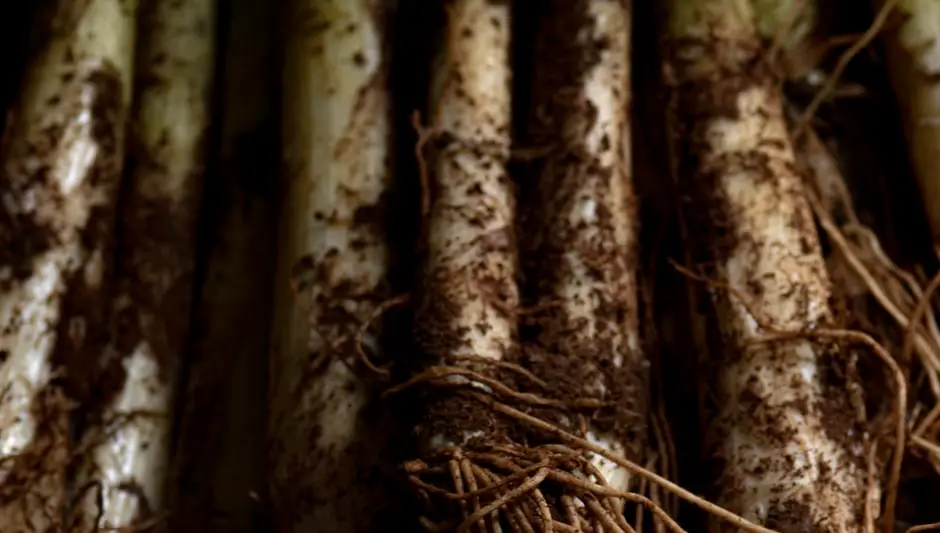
[[413, 0, 518, 452], [0, 0, 137, 530], [269, 0, 403, 531], [170, 0, 278, 529], [69, 0, 216, 530], [665, 0, 871, 531], [523, 0, 646, 500]]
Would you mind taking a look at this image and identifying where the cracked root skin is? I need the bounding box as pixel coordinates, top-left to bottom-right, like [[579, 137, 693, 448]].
[[269, 1, 402, 531], [70, 0, 216, 530], [666, 1, 870, 532], [524, 0, 645, 495], [0, 0, 136, 530], [879, 0, 940, 245], [414, 0, 520, 449]]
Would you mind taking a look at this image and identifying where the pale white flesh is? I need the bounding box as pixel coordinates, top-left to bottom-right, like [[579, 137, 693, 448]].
[[0, 0, 137, 530], [667, 1, 868, 531], [269, 0, 398, 531], [879, 0, 940, 245], [528, 0, 640, 496], [71, 0, 216, 530], [421, 0, 517, 449]]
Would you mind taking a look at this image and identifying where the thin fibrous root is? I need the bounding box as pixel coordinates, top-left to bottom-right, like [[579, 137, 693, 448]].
[[403, 380, 777, 533]]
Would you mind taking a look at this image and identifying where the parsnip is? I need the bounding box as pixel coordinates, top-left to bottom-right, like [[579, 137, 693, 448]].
[[0, 0, 136, 530], [524, 0, 644, 499], [269, 1, 402, 531], [876, 0, 940, 247], [665, 1, 869, 531], [750, 0, 824, 79], [170, 0, 277, 529], [413, 0, 518, 449], [68, 0, 216, 530]]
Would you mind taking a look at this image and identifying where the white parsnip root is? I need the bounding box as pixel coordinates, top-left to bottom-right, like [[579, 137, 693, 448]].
[[0, 0, 137, 530], [877, 0, 940, 247], [666, 0, 870, 531], [269, 1, 402, 531], [169, 0, 276, 530], [751, 0, 824, 79], [69, 0, 216, 530], [413, 0, 518, 450], [524, 0, 645, 498]]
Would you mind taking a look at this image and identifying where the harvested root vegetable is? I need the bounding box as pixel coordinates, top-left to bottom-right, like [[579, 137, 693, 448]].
[[410, 0, 518, 456], [0, 0, 137, 530], [68, 0, 216, 530], [523, 0, 645, 499], [665, 0, 871, 531], [759, 3, 921, 525], [406, 2, 657, 531], [403, 0, 528, 528], [750, 0, 825, 79], [268, 0, 403, 530], [877, 0, 940, 247], [169, 0, 277, 529]]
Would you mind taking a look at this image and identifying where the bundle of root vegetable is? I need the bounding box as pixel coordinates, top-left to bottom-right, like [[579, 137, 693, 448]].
[[2, 0, 940, 532]]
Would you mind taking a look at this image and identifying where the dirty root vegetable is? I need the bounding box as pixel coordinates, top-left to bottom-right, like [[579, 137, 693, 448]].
[[524, 0, 645, 497], [412, 0, 518, 452], [750, 0, 824, 79], [68, 0, 216, 530], [877, 0, 940, 248], [0, 0, 137, 530], [269, 1, 402, 531], [170, 0, 276, 529], [665, 0, 870, 531]]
